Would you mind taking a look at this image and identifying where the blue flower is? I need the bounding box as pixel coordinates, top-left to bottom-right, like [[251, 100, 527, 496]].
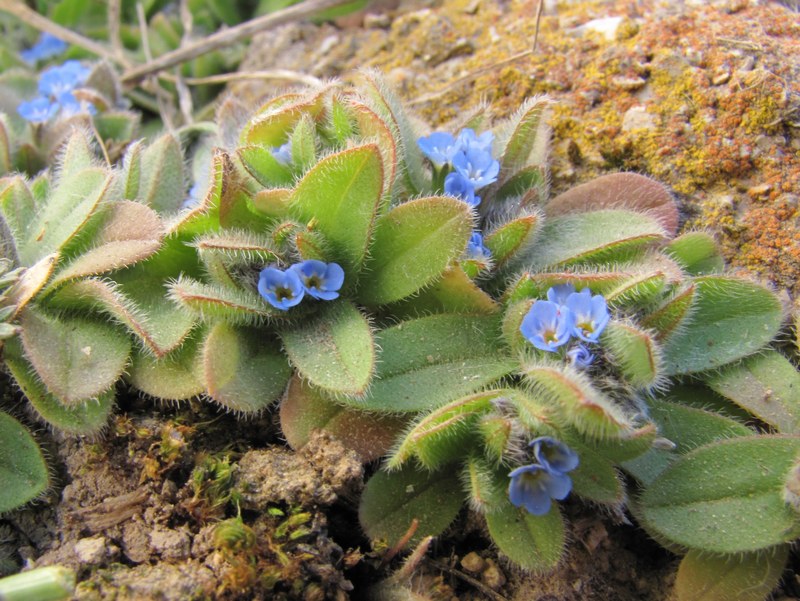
[[452, 147, 500, 190], [465, 231, 491, 261], [565, 288, 610, 342], [520, 300, 573, 352], [444, 171, 480, 207], [272, 141, 292, 166], [546, 283, 576, 306], [567, 344, 594, 368], [20, 33, 67, 64], [57, 92, 96, 118], [258, 267, 305, 311], [38, 60, 90, 98], [289, 260, 344, 301], [508, 463, 573, 516], [17, 96, 58, 123], [417, 131, 460, 167], [456, 128, 494, 153], [529, 437, 579, 474]]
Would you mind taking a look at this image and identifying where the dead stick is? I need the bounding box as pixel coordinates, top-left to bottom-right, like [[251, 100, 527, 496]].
[[120, 0, 353, 85], [0, 1, 131, 68]]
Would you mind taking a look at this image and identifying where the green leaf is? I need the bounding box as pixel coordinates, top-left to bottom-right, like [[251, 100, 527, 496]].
[[561, 436, 625, 505], [386, 265, 499, 318], [622, 395, 752, 485], [202, 323, 292, 413], [387, 391, 498, 470], [237, 145, 294, 188], [661, 277, 784, 375], [192, 230, 278, 286], [0, 412, 49, 513], [289, 114, 317, 172], [641, 283, 696, 339], [496, 96, 552, 182], [358, 70, 426, 195], [347, 99, 398, 196], [545, 172, 678, 236], [523, 362, 633, 439], [280, 375, 408, 462], [348, 314, 515, 413], [241, 93, 324, 147], [57, 130, 95, 178], [18, 168, 110, 266], [46, 201, 163, 288], [484, 213, 540, 270], [639, 435, 800, 553], [169, 276, 273, 325], [359, 464, 463, 547], [5, 338, 114, 435], [357, 197, 472, 306], [19, 307, 130, 405], [280, 301, 375, 397], [51, 271, 195, 358], [675, 546, 789, 601], [93, 112, 140, 147], [485, 498, 565, 572], [461, 455, 510, 512], [704, 351, 800, 434], [0, 176, 36, 254], [127, 336, 204, 401], [138, 133, 184, 214], [517, 209, 667, 271], [601, 321, 664, 390], [289, 145, 384, 278], [666, 232, 724, 276]]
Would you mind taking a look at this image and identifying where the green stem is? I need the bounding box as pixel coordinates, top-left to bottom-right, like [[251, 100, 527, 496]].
[[0, 566, 76, 601]]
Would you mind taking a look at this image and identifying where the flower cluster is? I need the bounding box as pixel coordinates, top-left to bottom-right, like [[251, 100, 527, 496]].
[[508, 437, 579, 515], [418, 128, 500, 208], [17, 60, 95, 123], [258, 260, 344, 311], [519, 284, 609, 365], [20, 33, 67, 64]]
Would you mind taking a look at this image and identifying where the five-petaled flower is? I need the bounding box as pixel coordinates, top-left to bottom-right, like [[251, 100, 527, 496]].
[[529, 437, 580, 474], [444, 171, 481, 207], [290, 260, 344, 300], [452, 146, 500, 190], [20, 33, 67, 64], [417, 131, 461, 167], [508, 437, 579, 515], [17, 97, 58, 123], [519, 300, 574, 352], [508, 463, 573, 516], [565, 288, 610, 342], [258, 267, 305, 311]]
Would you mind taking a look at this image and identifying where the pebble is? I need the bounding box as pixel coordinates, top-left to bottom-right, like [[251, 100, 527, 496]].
[[622, 106, 657, 131], [74, 536, 107, 565], [460, 551, 485, 573], [481, 559, 506, 590]]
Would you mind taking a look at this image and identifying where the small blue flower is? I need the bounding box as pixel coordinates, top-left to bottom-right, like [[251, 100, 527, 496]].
[[546, 283, 576, 307], [567, 344, 594, 368], [452, 147, 500, 190], [508, 463, 573, 516], [20, 33, 67, 64], [465, 231, 491, 261], [17, 96, 58, 123], [272, 141, 292, 166], [529, 437, 579, 474], [289, 260, 344, 301], [417, 131, 460, 167], [565, 288, 610, 342], [258, 267, 305, 311], [456, 128, 494, 153], [38, 60, 90, 98], [57, 92, 96, 118], [444, 171, 480, 207], [520, 300, 573, 352]]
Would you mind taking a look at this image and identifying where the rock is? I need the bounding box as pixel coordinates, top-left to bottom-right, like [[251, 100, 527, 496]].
[[622, 106, 657, 131], [460, 551, 485, 573], [74, 536, 107, 565]]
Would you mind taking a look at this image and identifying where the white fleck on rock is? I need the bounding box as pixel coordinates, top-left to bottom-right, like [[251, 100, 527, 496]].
[[622, 106, 657, 132]]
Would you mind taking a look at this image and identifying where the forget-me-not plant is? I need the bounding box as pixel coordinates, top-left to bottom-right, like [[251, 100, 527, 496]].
[[508, 437, 579, 515], [258, 267, 305, 311], [20, 32, 67, 64], [520, 299, 574, 352], [289, 260, 345, 301]]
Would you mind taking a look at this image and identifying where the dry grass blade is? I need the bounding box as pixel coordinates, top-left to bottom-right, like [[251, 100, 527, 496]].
[[120, 0, 356, 85]]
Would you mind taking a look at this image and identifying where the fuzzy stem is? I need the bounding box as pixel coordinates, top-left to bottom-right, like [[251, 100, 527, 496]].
[[0, 566, 76, 601]]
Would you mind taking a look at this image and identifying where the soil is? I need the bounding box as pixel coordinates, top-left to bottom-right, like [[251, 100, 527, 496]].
[[2, 0, 799, 599]]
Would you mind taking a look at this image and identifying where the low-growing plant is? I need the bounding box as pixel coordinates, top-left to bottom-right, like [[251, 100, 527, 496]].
[[0, 65, 797, 601]]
